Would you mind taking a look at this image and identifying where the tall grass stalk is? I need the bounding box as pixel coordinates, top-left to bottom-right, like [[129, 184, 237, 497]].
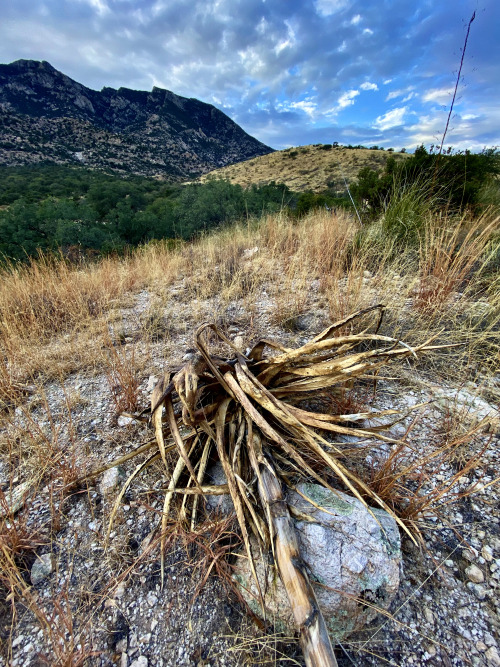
[[416, 213, 499, 314], [382, 174, 440, 244]]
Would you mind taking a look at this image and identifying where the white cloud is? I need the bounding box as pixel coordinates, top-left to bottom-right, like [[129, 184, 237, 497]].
[[151, 1, 166, 18], [337, 89, 359, 109], [323, 89, 359, 117], [363, 28, 373, 35], [374, 106, 407, 131], [274, 39, 291, 54], [350, 14, 361, 25], [256, 17, 268, 35], [314, 0, 350, 17], [290, 100, 317, 117], [81, 0, 110, 16], [277, 99, 317, 118], [275, 20, 296, 55], [405, 114, 450, 145], [238, 47, 265, 75], [360, 81, 378, 91], [406, 107, 500, 150], [386, 86, 414, 101], [401, 92, 415, 102], [422, 87, 453, 104], [386, 90, 402, 101], [383, 79, 393, 85]]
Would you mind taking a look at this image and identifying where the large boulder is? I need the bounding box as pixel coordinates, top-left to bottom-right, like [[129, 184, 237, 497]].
[[232, 482, 401, 643]]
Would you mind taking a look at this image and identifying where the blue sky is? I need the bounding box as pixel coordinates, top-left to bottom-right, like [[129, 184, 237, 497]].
[[1, 0, 498, 151]]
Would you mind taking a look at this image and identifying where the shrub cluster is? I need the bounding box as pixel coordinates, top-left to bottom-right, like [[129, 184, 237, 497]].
[[0, 166, 293, 260], [351, 146, 499, 218]]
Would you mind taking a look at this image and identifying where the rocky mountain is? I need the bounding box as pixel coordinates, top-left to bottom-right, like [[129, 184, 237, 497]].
[[0, 59, 273, 179]]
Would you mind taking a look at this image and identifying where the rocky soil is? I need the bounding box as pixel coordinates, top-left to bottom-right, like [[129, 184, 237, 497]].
[[1, 270, 499, 666]]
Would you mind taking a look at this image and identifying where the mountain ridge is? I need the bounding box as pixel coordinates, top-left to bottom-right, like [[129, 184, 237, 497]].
[[0, 59, 273, 178]]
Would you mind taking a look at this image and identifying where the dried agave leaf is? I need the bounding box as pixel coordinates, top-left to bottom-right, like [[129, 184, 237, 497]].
[[314, 304, 385, 340], [165, 395, 203, 492], [105, 452, 160, 545], [214, 397, 264, 607], [191, 436, 212, 530], [151, 372, 173, 471], [83, 307, 452, 667]]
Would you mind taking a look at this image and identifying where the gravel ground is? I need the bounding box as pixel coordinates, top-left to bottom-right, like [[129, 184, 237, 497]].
[[1, 277, 499, 667]]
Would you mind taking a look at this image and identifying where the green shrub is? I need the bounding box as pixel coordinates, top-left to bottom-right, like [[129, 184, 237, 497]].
[[0, 169, 295, 261], [351, 145, 500, 232], [382, 175, 436, 244]]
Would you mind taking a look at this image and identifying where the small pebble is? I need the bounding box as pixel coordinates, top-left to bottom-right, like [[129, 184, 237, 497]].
[[146, 593, 158, 607], [482, 545, 493, 562], [130, 657, 148, 667], [485, 647, 500, 667], [117, 415, 134, 427], [116, 638, 127, 652], [31, 554, 53, 585], [465, 564, 485, 583]]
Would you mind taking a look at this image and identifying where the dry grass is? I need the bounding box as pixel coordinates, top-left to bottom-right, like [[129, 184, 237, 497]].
[[415, 213, 498, 314], [0, 203, 499, 664], [199, 144, 409, 193], [0, 540, 98, 666], [0, 208, 497, 388], [0, 398, 95, 664], [365, 411, 494, 532], [103, 335, 141, 414], [0, 254, 135, 385]]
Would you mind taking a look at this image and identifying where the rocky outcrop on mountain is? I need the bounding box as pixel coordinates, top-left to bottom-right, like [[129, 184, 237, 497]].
[[0, 60, 273, 178]]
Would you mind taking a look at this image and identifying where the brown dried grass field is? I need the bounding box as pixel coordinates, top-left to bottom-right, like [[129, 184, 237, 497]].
[[0, 206, 499, 665], [0, 208, 497, 389]]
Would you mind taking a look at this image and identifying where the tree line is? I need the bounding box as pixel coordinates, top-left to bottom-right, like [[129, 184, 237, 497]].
[[0, 165, 295, 260], [350, 146, 499, 218]]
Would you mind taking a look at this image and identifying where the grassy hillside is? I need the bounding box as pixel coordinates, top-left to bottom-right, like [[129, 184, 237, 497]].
[[199, 144, 410, 192], [0, 181, 499, 664]]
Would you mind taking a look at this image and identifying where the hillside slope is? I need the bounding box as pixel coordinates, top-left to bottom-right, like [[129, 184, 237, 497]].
[[200, 143, 409, 192], [0, 59, 273, 178], [0, 210, 498, 666]]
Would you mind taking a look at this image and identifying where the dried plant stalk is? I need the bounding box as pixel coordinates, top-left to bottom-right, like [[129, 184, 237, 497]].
[[97, 305, 448, 665], [248, 431, 338, 666]]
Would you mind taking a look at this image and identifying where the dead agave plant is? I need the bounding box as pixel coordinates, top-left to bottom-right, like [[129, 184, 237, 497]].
[[103, 305, 447, 667]]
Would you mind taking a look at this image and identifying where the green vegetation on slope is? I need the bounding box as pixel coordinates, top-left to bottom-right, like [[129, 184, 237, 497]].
[[1, 145, 498, 262], [0, 165, 293, 260], [350, 146, 500, 242]]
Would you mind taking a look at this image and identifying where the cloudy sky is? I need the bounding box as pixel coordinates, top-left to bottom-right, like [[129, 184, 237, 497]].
[[1, 0, 498, 151]]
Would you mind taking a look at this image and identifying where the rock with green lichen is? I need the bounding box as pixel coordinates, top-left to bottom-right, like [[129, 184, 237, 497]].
[[233, 482, 401, 643]]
